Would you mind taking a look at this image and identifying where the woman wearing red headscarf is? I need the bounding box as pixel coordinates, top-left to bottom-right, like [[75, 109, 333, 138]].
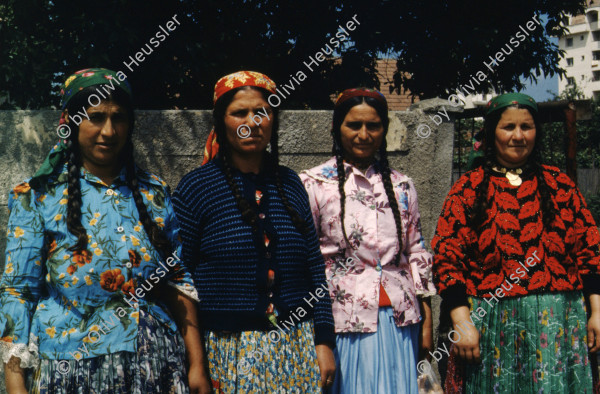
[[172, 71, 336, 393], [300, 88, 436, 393]]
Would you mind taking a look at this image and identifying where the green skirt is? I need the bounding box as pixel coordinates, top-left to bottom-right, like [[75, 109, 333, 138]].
[[446, 291, 594, 393]]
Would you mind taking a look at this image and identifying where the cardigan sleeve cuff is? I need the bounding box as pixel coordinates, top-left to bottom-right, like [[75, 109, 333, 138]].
[[438, 283, 469, 330], [440, 283, 469, 313], [313, 323, 336, 349], [581, 274, 600, 295]]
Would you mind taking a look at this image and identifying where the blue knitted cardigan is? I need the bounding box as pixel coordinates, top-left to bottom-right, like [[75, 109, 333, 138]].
[[172, 156, 335, 345]]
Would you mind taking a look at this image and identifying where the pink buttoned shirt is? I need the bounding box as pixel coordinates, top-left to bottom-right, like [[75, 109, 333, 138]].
[[300, 157, 436, 333]]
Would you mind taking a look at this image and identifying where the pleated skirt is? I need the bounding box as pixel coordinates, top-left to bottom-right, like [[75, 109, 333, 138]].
[[31, 308, 189, 394], [204, 319, 321, 393], [330, 306, 420, 394], [445, 291, 594, 393]]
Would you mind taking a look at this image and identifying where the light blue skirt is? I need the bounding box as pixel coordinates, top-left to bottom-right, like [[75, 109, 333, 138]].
[[330, 307, 420, 394]]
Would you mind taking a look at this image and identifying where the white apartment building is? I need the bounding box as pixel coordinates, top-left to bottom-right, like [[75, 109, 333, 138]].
[[558, 0, 600, 99]]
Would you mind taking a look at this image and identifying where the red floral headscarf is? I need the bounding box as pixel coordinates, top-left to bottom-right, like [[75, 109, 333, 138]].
[[334, 87, 388, 111], [202, 71, 277, 165]]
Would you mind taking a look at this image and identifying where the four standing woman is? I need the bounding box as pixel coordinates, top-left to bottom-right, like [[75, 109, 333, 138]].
[[1, 69, 597, 394]]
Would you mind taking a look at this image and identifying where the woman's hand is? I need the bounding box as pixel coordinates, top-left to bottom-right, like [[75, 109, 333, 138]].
[[316, 343, 336, 389], [587, 294, 600, 353], [187, 364, 212, 394], [4, 356, 28, 394], [162, 287, 211, 393], [419, 298, 433, 361], [449, 306, 480, 363]]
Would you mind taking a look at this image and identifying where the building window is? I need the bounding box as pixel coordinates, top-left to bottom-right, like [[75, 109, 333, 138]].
[[594, 51, 600, 60], [567, 37, 574, 46], [594, 71, 600, 81], [594, 31, 600, 41], [590, 11, 599, 22], [567, 77, 575, 85], [567, 57, 574, 66], [582, 35, 585, 40], [582, 56, 586, 60]]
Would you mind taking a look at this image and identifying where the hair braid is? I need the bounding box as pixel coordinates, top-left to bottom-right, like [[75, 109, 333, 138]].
[[470, 143, 495, 227], [219, 149, 261, 234], [212, 85, 309, 236], [471, 104, 557, 228], [62, 85, 136, 252], [269, 129, 308, 235], [379, 139, 403, 264], [533, 162, 558, 228], [123, 141, 172, 257], [66, 139, 89, 251], [333, 142, 352, 249]]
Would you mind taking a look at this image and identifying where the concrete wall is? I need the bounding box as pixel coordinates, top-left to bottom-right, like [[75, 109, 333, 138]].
[[0, 99, 458, 390]]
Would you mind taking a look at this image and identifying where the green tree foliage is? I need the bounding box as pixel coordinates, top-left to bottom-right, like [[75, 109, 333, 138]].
[[543, 82, 600, 169], [0, 0, 587, 109]]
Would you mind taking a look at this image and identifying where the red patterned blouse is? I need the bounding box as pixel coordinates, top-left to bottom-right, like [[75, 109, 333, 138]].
[[432, 165, 600, 310]]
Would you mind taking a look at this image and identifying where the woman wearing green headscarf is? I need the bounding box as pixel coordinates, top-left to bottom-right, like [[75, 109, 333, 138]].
[[432, 93, 600, 392], [0, 69, 210, 393]]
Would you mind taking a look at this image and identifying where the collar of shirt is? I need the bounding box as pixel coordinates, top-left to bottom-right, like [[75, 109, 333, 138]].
[[304, 156, 384, 184], [46, 162, 165, 189], [344, 160, 380, 180]]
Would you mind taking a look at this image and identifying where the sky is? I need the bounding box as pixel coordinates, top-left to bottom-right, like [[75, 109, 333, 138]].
[[519, 22, 559, 103], [520, 73, 558, 102]]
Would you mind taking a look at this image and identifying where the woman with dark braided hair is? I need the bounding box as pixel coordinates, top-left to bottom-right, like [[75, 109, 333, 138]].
[[432, 93, 600, 393], [300, 88, 436, 393], [0, 68, 210, 393], [172, 71, 335, 393]]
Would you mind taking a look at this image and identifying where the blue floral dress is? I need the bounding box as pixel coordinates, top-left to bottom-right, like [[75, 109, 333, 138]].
[[0, 163, 198, 393]]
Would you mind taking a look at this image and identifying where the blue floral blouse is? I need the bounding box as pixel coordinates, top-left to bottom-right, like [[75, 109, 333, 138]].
[[0, 163, 198, 367]]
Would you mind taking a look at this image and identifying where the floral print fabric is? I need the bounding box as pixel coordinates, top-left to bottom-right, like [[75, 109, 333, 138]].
[[299, 157, 436, 333], [0, 163, 198, 365], [205, 320, 321, 393], [445, 292, 594, 393], [31, 308, 189, 393]]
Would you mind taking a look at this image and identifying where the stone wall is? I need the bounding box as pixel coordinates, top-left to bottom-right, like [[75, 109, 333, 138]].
[[0, 99, 458, 390]]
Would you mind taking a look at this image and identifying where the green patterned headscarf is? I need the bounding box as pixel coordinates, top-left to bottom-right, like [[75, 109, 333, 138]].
[[485, 92, 537, 116], [29, 68, 132, 190], [60, 68, 131, 109]]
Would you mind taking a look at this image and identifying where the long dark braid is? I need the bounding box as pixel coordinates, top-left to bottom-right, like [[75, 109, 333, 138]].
[[332, 141, 352, 248], [470, 104, 558, 228], [379, 139, 403, 264], [66, 138, 88, 251], [123, 140, 172, 257], [331, 94, 403, 261], [64, 86, 171, 256], [218, 146, 260, 234], [212, 85, 307, 236], [470, 143, 496, 228], [534, 163, 558, 228]]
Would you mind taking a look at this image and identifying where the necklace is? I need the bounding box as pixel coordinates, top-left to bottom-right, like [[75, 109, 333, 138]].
[[492, 166, 523, 186]]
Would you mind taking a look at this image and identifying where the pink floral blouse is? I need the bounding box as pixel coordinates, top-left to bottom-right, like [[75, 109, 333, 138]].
[[300, 157, 436, 333]]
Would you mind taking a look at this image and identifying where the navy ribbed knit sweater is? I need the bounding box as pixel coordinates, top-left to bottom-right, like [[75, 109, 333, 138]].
[[172, 157, 335, 345]]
